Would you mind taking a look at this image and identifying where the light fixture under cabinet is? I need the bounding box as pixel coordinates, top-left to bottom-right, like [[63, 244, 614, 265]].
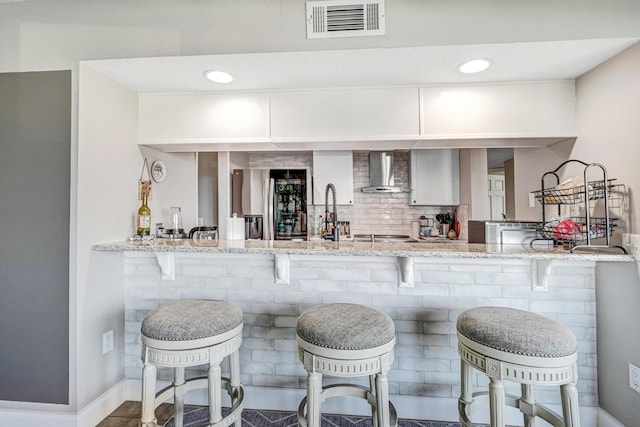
[[204, 70, 233, 83], [457, 58, 492, 74]]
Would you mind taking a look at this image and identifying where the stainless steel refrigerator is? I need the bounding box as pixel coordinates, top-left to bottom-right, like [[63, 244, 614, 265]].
[[232, 168, 309, 240]]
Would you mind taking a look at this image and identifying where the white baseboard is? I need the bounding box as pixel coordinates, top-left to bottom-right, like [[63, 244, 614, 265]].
[[77, 379, 128, 427]]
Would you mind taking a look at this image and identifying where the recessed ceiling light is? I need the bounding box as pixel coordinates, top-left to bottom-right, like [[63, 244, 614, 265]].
[[204, 70, 233, 84], [457, 58, 492, 74]]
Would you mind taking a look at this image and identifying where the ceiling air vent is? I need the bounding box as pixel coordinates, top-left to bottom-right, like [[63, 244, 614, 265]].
[[306, 0, 385, 39]]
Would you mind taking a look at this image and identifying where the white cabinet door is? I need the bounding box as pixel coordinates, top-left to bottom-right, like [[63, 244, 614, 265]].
[[410, 149, 460, 206], [312, 151, 354, 205], [420, 81, 576, 138], [138, 92, 270, 142], [270, 88, 420, 140]]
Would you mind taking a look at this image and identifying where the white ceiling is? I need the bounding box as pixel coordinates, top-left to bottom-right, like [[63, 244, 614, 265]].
[[87, 38, 639, 94]]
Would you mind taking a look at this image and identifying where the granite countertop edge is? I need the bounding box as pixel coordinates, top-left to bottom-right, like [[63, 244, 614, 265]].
[[92, 240, 633, 262]]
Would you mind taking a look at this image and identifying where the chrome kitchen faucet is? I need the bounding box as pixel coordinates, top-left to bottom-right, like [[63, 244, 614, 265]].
[[324, 183, 339, 242]]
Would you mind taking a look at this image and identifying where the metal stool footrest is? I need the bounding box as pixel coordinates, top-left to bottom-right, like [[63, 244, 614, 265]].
[[459, 391, 565, 427], [297, 384, 397, 427]]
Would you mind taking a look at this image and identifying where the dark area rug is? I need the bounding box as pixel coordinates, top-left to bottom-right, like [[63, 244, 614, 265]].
[[163, 406, 467, 427]]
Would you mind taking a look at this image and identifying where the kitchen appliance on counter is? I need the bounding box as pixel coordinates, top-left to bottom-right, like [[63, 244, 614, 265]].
[[188, 226, 218, 244], [157, 206, 188, 239], [232, 168, 309, 240], [468, 220, 544, 245]]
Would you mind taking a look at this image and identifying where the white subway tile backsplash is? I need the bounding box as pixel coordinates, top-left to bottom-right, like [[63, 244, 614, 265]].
[[394, 320, 424, 334], [323, 267, 369, 281], [530, 300, 587, 314], [124, 253, 599, 407], [450, 284, 502, 298], [347, 281, 397, 295], [473, 298, 530, 311], [242, 362, 275, 376], [298, 279, 347, 293], [371, 294, 423, 308], [275, 363, 307, 377], [180, 289, 228, 300], [321, 292, 372, 305], [393, 345, 424, 358], [399, 283, 450, 297], [474, 271, 530, 286], [273, 291, 322, 305], [389, 369, 425, 384], [421, 271, 475, 285], [396, 332, 450, 348]]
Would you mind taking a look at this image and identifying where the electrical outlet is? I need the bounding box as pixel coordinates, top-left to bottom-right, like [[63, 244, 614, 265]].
[[528, 192, 536, 208], [630, 363, 640, 394], [102, 330, 114, 354]]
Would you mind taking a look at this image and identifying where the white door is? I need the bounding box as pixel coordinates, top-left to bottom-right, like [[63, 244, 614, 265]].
[[488, 174, 506, 220]]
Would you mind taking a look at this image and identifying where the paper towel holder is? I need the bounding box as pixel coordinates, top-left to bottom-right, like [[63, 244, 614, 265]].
[[226, 213, 246, 240]]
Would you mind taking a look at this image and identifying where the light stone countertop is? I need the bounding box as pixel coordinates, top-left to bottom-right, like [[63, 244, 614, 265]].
[[92, 238, 633, 262]]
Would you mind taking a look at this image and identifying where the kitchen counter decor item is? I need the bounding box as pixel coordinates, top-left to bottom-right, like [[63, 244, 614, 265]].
[[453, 209, 460, 237], [150, 160, 166, 183], [135, 158, 153, 238], [531, 159, 626, 253], [138, 158, 152, 200]]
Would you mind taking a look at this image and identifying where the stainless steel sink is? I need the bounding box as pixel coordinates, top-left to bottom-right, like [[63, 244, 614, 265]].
[[353, 234, 417, 243]]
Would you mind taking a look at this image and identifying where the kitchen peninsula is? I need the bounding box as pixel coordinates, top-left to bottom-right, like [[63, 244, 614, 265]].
[[94, 239, 631, 425]]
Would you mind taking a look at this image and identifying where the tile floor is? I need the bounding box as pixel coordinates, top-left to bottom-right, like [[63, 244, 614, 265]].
[[97, 401, 466, 427]]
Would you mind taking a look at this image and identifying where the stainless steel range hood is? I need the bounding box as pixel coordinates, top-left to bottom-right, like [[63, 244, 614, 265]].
[[361, 151, 410, 193]]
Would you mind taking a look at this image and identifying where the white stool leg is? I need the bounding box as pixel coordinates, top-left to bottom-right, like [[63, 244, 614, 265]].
[[174, 367, 186, 427], [209, 358, 223, 425], [306, 372, 323, 427], [459, 359, 473, 427], [229, 349, 242, 427], [141, 362, 158, 427], [561, 382, 581, 427], [520, 384, 535, 427], [375, 372, 390, 427], [369, 375, 378, 427], [489, 379, 505, 427]]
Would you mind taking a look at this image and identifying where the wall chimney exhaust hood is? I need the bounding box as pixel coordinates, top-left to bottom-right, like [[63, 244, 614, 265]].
[[361, 151, 410, 193]]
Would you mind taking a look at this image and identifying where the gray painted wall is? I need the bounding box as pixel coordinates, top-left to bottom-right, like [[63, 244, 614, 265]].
[[596, 261, 640, 427], [0, 71, 70, 404]]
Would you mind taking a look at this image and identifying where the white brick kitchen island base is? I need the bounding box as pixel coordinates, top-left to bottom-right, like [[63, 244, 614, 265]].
[[117, 248, 609, 425]]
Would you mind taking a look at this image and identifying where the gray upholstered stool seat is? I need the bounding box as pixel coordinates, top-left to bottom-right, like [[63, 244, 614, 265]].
[[296, 303, 397, 427], [457, 306, 580, 427], [140, 300, 244, 427]]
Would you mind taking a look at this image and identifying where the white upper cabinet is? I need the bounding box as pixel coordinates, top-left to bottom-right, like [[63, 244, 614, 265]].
[[410, 149, 460, 206], [270, 88, 420, 140], [420, 81, 576, 138], [138, 92, 270, 144], [312, 151, 354, 205], [136, 81, 577, 152]]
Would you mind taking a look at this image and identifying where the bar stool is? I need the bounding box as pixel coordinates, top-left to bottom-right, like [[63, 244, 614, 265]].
[[456, 306, 580, 427], [140, 300, 244, 427], [296, 303, 397, 427]]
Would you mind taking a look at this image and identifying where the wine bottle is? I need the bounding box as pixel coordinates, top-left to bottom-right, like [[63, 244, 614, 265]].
[[137, 193, 151, 236]]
